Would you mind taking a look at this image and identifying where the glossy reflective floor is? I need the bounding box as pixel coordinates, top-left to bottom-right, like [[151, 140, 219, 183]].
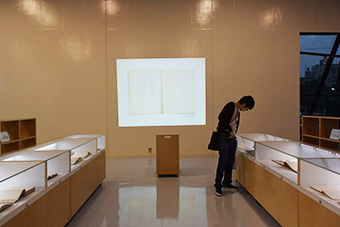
[[66, 157, 281, 227]]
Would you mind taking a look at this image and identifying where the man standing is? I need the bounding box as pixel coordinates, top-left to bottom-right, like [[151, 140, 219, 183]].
[[214, 95, 255, 196]]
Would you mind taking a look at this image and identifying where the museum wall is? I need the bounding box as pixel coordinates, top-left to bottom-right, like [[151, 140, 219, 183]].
[[0, 0, 339, 156]]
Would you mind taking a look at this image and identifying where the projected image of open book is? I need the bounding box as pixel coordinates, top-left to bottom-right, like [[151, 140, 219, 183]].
[[310, 185, 340, 200], [271, 159, 298, 173], [117, 58, 206, 127], [128, 70, 195, 115]]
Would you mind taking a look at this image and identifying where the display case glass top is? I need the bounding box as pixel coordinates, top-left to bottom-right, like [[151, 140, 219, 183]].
[[0, 150, 70, 184], [299, 156, 340, 214], [302, 157, 340, 175], [66, 134, 106, 151], [66, 134, 102, 139], [0, 150, 68, 162], [26, 137, 98, 170], [0, 161, 43, 183], [257, 141, 339, 159], [238, 133, 289, 142], [32, 138, 95, 152], [0, 161, 46, 190], [238, 133, 289, 156]]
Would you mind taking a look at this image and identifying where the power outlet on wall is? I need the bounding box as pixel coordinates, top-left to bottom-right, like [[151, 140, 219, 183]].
[[148, 148, 152, 153]]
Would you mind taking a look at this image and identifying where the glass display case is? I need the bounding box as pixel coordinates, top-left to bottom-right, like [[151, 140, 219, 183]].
[[0, 161, 45, 190], [0, 161, 46, 224], [0, 134, 106, 226], [66, 134, 106, 151], [32, 138, 96, 153], [255, 141, 340, 184], [237, 133, 289, 157], [0, 150, 70, 187], [237, 133, 340, 222], [299, 155, 340, 215], [26, 137, 97, 171]]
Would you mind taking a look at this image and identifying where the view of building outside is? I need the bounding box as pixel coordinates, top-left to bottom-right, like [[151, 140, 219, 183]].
[[300, 34, 340, 117]]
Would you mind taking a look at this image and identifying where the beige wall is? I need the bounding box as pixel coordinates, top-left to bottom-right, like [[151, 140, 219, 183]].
[[0, 0, 339, 157]]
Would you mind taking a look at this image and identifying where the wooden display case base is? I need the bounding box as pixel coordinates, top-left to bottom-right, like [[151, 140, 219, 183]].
[[254, 161, 298, 227], [4, 178, 71, 227], [71, 151, 106, 216], [237, 153, 298, 227], [235, 153, 256, 197], [299, 192, 340, 227]]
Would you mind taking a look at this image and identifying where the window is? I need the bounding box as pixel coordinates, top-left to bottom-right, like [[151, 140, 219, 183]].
[[300, 33, 340, 117]]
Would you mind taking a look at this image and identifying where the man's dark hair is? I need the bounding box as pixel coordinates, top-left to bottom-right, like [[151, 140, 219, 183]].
[[238, 95, 255, 110]]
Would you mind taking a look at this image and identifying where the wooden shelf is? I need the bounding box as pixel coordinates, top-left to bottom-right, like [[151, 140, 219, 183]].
[[1, 142, 20, 153], [320, 139, 340, 151], [20, 137, 36, 150], [301, 136, 319, 147], [320, 118, 340, 139], [302, 134, 319, 139], [20, 136, 36, 141], [302, 116, 340, 152], [20, 119, 36, 139], [320, 137, 340, 143], [1, 120, 19, 141], [1, 139, 20, 145], [302, 117, 319, 137], [1, 118, 36, 154]]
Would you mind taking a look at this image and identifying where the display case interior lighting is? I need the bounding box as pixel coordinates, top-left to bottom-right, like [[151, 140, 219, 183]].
[[237, 133, 289, 150], [257, 141, 338, 159], [66, 134, 106, 151], [34, 138, 97, 154], [35, 141, 74, 150], [3, 155, 26, 162], [35, 143, 57, 151], [301, 144, 340, 156]]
